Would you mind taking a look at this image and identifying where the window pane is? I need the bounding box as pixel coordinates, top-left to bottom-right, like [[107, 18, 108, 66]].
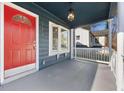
[[76, 35, 80, 40], [52, 27, 58, 50], [61, 29, 68, 50], [95, 37, 99, 44]]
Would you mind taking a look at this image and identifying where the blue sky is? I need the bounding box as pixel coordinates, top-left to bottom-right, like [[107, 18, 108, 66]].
[[90, 21, 108, 32]]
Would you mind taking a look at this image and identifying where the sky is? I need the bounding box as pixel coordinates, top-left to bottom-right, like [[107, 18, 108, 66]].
[[90, 21, 108, 32]]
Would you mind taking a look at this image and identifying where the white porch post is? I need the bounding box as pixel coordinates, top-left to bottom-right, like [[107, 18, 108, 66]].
[[70, 28, 76, 59], [74, 29, 76, 59], [116, 2, 124, 91], [71, 29, 76, 59], [108, 19, 112, 63], [71, 29, 74, 59]]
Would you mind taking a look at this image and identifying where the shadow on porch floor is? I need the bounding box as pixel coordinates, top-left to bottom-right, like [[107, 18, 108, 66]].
[[0, 59, 116, 91]]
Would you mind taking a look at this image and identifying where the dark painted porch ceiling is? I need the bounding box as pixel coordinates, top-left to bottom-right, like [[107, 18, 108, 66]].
[[35, 2, 110, 28]]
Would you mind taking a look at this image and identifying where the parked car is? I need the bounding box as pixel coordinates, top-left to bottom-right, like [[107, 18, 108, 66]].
[[76, 42, 88, 48]]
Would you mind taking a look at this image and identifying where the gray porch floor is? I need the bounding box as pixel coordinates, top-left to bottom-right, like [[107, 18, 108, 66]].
[[0, 60, 116, 91]]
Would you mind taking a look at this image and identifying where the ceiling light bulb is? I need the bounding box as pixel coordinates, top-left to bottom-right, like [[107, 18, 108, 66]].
[[67, 8, 75, 21]]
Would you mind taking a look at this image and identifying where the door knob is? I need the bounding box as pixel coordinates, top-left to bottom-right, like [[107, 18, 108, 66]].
[[33, 44, 36, 49], [33, 41, 36, 49]]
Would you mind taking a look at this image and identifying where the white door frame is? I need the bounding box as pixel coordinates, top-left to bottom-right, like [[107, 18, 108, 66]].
[[0, 3, 4, 85], [0, 3, 39, 84]]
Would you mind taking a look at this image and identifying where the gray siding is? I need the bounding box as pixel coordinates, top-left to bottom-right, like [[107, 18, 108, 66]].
[[14, 2, 71, 70]]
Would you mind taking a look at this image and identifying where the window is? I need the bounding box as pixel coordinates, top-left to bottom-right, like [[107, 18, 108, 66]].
[[49, 21, 70, 55], [95, 37, 99, 44], [76, 35, 80, 40], [52, 27, 58, 50], [61, 28, 68, 51]]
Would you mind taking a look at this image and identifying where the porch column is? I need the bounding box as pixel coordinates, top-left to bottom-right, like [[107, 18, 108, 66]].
[[108, 19, 112, 65], [74, 29, 76, 59], [108, 19, 112, 62], [70, 29, 74, 59], [117, 2, 124, 91], [71, 29, 74, 59]]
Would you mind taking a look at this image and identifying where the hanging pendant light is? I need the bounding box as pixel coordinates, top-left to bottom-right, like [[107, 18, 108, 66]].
[[67, 8, 75, 21]]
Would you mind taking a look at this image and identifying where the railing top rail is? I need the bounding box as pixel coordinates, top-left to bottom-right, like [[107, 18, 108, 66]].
[[76, 47, 109, 50]]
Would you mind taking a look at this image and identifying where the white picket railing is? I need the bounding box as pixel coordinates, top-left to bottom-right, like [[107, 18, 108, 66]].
[[76, 48, 110, 63]]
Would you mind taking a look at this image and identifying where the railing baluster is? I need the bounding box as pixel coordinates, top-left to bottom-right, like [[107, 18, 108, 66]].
[[103, 48, 104, 61], [98, 49, 99, 61], [75, 47, 110, 63], [96, 48, 97, 60], [86, 49, 88, 58], [92, 49, 93, 60], [82, 49, 84, 58], [88, 49, 89, 59], [89, 49, 90, 59], [104, 48, 106, 62], [84, 49, 85, 58], [91, 49, 92, 59], [82, 49, 83, 58], [100, 48, 101, 61]]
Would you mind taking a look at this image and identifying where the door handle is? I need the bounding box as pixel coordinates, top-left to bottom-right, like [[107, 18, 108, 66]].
[[33, 41, 36, 49], [33, 44, 36, 49]]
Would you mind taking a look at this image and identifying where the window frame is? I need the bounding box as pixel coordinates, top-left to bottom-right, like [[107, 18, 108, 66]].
[[49, 21, 70, 56], [60, 25, 70, 53], [51, 26, 59, 51], [76, 35, 80, 40]]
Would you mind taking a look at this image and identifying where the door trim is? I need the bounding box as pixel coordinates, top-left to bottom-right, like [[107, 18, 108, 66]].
[[0, 3, 4, 84], [5, 63, 36, 78], [0, 2, 39, 84]]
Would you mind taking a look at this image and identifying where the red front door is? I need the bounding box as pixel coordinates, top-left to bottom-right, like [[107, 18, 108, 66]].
[[4, 5, 36, 70]]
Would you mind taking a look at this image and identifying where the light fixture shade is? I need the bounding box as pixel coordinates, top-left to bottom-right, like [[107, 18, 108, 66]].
[[67, 8, 75, 21]]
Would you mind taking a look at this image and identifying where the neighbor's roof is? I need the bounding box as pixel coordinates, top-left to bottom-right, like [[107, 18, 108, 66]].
[[91, 30, 109, 36]]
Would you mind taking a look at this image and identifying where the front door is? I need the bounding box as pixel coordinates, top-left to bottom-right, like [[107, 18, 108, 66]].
[[4, 5, 36, 77]]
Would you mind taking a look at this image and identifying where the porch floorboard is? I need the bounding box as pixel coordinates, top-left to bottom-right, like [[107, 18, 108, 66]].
[[0, 59, 116, 91]]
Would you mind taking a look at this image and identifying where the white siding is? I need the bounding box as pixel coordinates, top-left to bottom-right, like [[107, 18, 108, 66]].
[[99, 36, 105, 46], [75, 27, 90, 47]]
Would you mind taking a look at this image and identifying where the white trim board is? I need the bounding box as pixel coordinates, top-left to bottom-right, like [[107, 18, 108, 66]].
[[3, 69, 37, 85], [5, 63, 36, 78], [0, 3, 39, 84], [0, 3, 4, 85], [4, 3, 38, 17]]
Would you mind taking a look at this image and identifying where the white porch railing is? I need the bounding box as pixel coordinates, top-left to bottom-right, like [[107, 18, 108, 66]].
[[76, 48, 110, 63]]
